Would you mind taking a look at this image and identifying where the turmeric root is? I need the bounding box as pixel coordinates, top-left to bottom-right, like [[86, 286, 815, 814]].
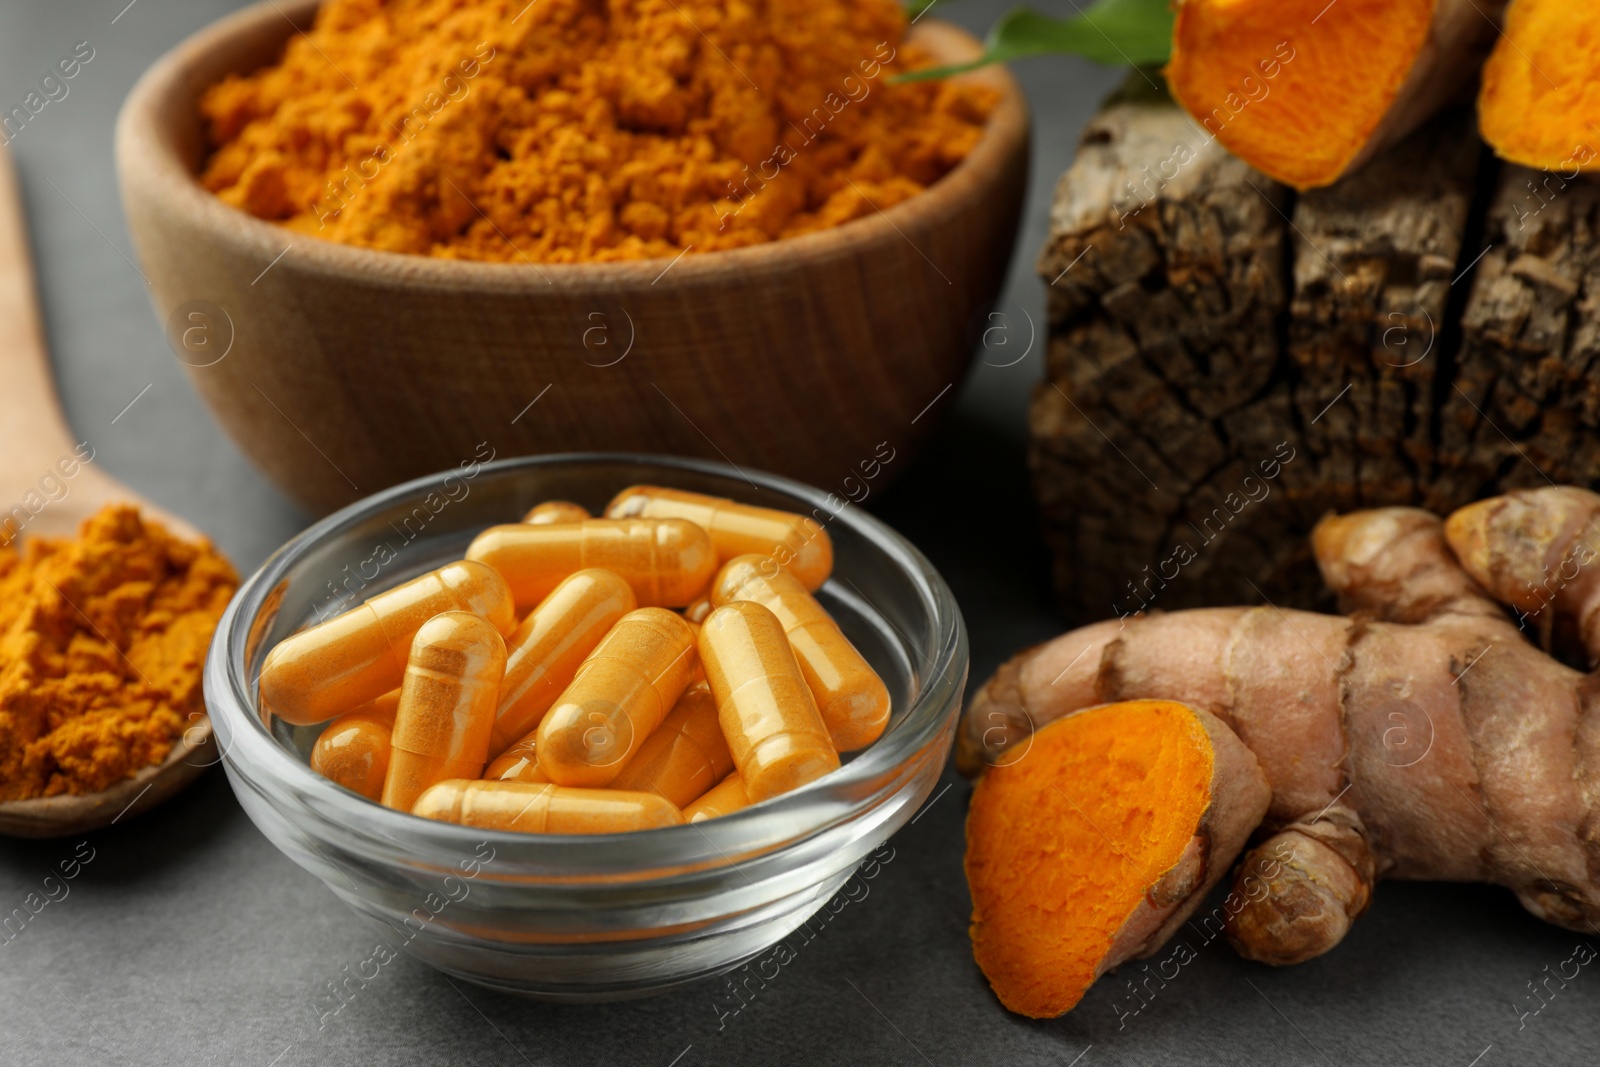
[[1447, 487, 1600, 663], [1478, 0, 1600, 172], [1166, 0, 1506, 189], [961, 487, 1600, 1016], [966, 700, 1269, 1018]]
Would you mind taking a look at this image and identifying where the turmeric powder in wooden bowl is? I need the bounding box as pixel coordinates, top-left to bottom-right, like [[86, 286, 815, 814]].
[[116, 0, 1029, 515]]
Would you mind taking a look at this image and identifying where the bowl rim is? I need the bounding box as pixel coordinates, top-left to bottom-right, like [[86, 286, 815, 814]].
[[115, 0, 1030, 288], [205, 452, 968, 878]]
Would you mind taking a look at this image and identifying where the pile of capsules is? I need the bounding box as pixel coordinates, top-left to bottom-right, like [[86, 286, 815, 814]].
[[258, 486, 891, 834]]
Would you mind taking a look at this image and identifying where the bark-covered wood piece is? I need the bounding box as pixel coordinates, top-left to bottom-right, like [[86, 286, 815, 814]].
[[1033, 89, 1290, 622], [1286, 109, 1481, 513], [1437, 167, 1600, 504], [1032, 90, 1500, 621]]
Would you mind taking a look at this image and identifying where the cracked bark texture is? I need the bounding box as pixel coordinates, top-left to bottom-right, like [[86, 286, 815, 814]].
[[1033, 83, 1290, 622], [1437, 165, 1600, 503], [1031, 86, 1544, 622]]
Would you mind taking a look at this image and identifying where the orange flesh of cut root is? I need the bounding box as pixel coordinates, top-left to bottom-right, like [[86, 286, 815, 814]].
[[1480, 0, 1600, 171], [965, 700, 1214, 1019], [1166, 0, 1435, 189]]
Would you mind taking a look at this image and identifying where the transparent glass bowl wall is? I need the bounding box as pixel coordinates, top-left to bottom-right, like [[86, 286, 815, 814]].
[[205, 454, 968, 1000]]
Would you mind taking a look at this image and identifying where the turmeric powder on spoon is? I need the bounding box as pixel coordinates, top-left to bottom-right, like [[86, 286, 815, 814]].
[[0, 506, 237, 801], [198, 0, 995, 263]]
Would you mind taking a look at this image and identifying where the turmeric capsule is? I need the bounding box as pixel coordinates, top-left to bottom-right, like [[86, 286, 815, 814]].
[[381, 612, 507, 812], [259, 560, 514, 726], [309, 690, 399, 801], [484, 733, 548, 782], [465, 518, 715, 612], [415, 779, 683, 833], [523, 501, 590, 525], [609, 684, 733, 809], [682, 614, 706, 683], [714, 555, 891, 751], [684, 597, 713, 624], [683, 772, 753, 823], [607, 485, 833, 590], [699, 601, 840, 803], [492, 568, 636, 755], [536, 608, 697, 787]]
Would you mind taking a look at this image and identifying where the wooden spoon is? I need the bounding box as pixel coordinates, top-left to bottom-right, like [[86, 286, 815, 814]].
[[0, 140, 220, 838]]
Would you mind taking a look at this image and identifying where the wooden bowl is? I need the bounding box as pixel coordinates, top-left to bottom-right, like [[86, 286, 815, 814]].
[[0, 725, 215, 838], [115, 1, 1030, 515]]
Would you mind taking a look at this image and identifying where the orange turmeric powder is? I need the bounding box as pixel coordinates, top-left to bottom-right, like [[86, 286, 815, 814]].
[[198, 0, 995, 263], [0, 506, 238, 801]]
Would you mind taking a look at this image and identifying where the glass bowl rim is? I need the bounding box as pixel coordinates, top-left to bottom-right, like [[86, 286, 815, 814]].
[[206, 451, 968, 878]]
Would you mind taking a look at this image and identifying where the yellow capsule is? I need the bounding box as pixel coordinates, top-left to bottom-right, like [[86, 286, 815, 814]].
[[684, 597, 713, 624], [714, 555, 891, 751], [682, 615, 707, 683], [483, 733, 548, 782], [492, 569, 636, 755], [536, 608, 697, 787], [309, 690, 399, 801], [607, 485, 833, 590], [523, 501, 590, 525], [465, 519, 715, 612], [699, 601, 840, 803], [259, 561, 514, 726], [415, 779, 683, 833], [609, 684, 733, 809], [683, 772, 753, 823], [381, 612, 507, 812]]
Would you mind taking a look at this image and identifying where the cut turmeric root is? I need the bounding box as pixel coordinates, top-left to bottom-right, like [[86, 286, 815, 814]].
[[962, 485, 1600, 1016], [1479, 0, 1600, 171], [1166, 0, 1505, 189], [966, 700, 1269, 1018]]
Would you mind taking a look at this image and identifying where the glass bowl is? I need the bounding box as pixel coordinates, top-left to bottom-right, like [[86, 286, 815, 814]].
[[204, 453, 968, 1000]]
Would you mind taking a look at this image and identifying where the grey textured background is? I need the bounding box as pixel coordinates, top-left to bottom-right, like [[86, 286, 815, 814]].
[[0, 2, 1592, 1065]]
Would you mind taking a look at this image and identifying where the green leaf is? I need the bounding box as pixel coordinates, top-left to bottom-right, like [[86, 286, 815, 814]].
[[904, 0, 946, 17], [897, 0, 1174, 82]]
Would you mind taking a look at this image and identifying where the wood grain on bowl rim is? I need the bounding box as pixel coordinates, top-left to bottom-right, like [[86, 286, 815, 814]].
[[115, 0, 1031, 514]]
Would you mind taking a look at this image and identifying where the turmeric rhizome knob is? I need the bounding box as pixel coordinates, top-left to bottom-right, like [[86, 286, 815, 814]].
[[310, 690, 399, 801], [683, 772, 753, 823], [492, 568, 636, 755], [381, 612, 507, 812], [699, 601, 840, 803], [607, 486, 832, 591], [536, 608, 698, 787], [609, 684, 734, 809], [484, 734, 548, 782], [714, 555, 891, 751], [523, 501, 590, 525], [259, 560, 514, 726], [465, 519, 715, 612], [414, 779, 683, 833]]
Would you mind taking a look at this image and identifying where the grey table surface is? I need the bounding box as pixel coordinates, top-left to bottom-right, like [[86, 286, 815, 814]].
[[0, 3, 1591, 1065]]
